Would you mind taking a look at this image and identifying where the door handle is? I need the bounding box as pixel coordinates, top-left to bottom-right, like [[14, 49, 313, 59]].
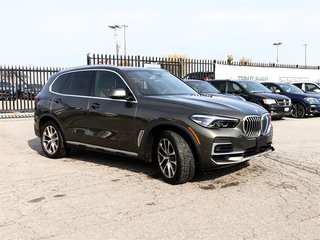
[[91, 102, 100, 109], [54, 98, 62, 104]]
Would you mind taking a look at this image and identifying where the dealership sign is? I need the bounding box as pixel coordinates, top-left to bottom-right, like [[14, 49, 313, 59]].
[[215, 64, 320, 83]]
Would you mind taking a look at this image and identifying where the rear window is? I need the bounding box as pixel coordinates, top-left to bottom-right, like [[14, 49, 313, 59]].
[[52, 71, 95, 96]]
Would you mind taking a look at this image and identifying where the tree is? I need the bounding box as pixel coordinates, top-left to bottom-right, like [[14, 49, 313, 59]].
[[227, 55, 234, 65], [239, 57, 252, 66]]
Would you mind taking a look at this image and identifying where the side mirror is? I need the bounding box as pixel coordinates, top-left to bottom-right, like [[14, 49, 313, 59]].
[[109, 88, 127, 99]]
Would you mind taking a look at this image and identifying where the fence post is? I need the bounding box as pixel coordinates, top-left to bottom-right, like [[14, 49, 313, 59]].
[[86, 53, 91, 65]]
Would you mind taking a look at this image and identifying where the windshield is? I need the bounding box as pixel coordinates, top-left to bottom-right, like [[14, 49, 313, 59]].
[[238, 81, 271, 93], [186, 81, 220, 94], [124, 69, 197, 95], [279, 83, 304, 93]]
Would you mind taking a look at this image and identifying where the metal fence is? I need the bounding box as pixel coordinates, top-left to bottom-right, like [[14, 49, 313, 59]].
[[0, 65, 62, 113], [86, 54, 216, 79]]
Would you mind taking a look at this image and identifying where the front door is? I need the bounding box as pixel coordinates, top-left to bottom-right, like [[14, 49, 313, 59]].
[[86, 70, 138, 154]]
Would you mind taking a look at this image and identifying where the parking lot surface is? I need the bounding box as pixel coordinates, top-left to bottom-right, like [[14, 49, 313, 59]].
[[0, 117, 319, 240]]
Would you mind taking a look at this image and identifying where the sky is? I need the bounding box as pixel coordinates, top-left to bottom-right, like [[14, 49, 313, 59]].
[[0, 0, 319, 67]]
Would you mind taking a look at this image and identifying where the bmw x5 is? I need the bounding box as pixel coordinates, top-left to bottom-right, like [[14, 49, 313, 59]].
[[34, 65, 274, 184]]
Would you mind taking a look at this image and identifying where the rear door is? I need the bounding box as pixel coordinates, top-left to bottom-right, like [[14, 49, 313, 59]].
[[50, 70, 95, 143]]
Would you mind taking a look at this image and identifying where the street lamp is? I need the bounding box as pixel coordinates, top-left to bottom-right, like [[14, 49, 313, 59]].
[[108, 25, 121, 56], [121, 25, 128, 56], [303, 44, 307, 66], [273, 42, 282, 64]]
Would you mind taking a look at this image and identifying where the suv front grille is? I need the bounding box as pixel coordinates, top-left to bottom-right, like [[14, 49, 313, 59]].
[[243, 114, 271, 138], [243, 115, 262, 138], [277, 99, 290, 106]]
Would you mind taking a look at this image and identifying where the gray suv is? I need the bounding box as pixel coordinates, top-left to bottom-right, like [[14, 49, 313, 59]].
[[34, 66, 274, 184]]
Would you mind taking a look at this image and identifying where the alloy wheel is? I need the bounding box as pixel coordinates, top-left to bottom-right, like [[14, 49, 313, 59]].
[[292, 103, 305, 118], [157, 138, 177, 178], [42, 125, 59, 154]]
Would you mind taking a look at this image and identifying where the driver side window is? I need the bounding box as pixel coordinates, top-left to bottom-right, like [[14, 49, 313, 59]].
[[227, 82, 242, 94], [95, 71, 127, 98], [264, 84, 279, 93]]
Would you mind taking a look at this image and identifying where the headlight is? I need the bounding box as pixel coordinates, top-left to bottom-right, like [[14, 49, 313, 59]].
[[262, 99, 276, 105], [304, 97, 319, 104], [189, 115, 239, 129]]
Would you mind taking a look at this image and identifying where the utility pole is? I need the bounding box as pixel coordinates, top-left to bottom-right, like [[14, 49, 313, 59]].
[[121, 25, 128, 56], [303, 44, 307, 66], [108, 25, 121, 56], [273, 42, 282, 64]]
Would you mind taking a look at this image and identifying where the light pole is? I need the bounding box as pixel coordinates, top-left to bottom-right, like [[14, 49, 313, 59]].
[[121, 25, 128, 56], [303, 44, 307, 66], [273, 42, 282, 64], [108, 25, 121, 56]]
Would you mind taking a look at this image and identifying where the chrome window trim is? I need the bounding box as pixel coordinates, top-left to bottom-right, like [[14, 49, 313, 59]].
[[66, 141, 138, 157], [49, 68, 138, 103]]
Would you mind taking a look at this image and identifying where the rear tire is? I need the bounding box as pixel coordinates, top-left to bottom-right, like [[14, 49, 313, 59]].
[[292, 102, 306, 118], [41, 121, 67, 158], [154, 131, 195, 184]]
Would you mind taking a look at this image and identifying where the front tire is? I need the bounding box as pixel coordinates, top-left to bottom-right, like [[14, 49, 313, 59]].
[[155, 131, 195, 184], [41, 121, 67, 158], [292, 102, 306, 118]]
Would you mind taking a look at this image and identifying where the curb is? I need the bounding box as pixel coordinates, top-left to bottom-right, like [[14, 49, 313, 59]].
[[0, 112, 34, 119]]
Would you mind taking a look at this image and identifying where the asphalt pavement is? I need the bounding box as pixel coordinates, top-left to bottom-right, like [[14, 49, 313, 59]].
[[0, 117, 319, 240]]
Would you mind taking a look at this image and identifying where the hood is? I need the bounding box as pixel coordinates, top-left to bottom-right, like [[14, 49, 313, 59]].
[[300, 92, 320, 99], [144, 94, 267, 118], [253, 92, 290, 100], [288, 92, 320, 100], [205, 93, 245, 101]]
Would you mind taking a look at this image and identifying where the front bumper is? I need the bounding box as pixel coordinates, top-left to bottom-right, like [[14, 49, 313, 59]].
[[211, 141, 274, 165], [264, 104, 292, 117], [307, 103, 320, 114], [192, 123, 274, 170]]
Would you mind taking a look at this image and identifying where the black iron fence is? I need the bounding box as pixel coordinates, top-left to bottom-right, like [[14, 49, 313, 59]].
[[86, 54, 216, 79], [1, 53, 320, 113], [0, 65, 62, 113]]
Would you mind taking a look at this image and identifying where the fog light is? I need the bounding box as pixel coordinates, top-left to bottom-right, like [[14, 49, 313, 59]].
[[214, 144, 233, 153]]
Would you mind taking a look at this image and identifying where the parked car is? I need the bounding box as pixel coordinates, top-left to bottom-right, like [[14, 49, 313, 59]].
[[21, 83, 43, 99], [0, 81, 15, 100], [34, 66, 274, 184], [261, 82, 320, 118], [185, 79, 245, 101], [207, 79, 292, 119], [183, 71, 215, 80], [292, 82, 320, 94]]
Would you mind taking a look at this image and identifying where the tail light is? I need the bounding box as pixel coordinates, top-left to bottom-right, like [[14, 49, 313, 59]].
[[35, 95, 40, 105]]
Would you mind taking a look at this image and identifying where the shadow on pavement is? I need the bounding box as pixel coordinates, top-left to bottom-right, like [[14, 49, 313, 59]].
[[27, 137, 250, 183]]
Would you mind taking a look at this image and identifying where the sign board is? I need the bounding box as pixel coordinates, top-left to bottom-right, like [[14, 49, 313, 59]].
[[215, 64, 320, 83]]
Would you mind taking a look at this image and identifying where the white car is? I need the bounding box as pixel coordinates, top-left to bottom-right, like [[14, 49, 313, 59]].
[[292, 82, 320, 93]]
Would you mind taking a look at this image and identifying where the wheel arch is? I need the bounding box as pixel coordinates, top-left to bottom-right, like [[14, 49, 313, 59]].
[[292, 99, 307, 107], [139, 122, 201, 167], [38, 114, 66, 139]]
